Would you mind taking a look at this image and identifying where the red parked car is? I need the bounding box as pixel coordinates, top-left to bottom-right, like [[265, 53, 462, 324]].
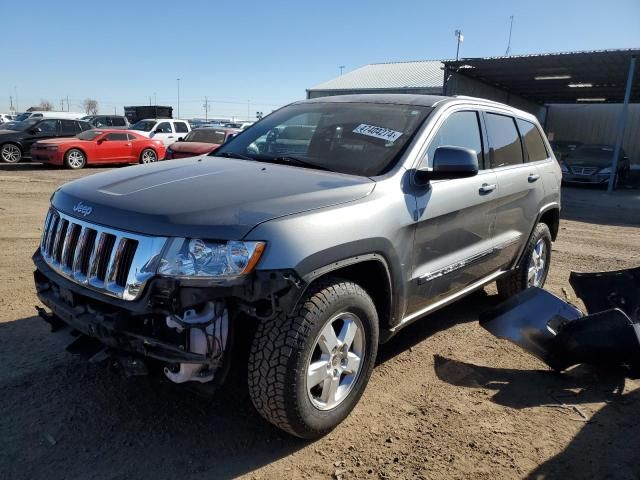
[[164, 127, 239, 160], [30, 129, 166, 169]]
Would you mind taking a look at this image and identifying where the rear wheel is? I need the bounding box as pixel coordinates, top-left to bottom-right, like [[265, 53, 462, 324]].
[[248, 277, 379, 439], [140, 149, 157, 164], [497, 222, 552, 298], [0, 144, 22, 163], [64, 149, 86, 169]]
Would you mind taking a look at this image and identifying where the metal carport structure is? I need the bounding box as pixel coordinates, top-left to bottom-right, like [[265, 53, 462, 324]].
[[444, 49, 639, 191]]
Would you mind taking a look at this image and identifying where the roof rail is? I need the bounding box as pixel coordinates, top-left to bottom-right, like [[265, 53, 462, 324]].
[[452, 95, 505, 105]]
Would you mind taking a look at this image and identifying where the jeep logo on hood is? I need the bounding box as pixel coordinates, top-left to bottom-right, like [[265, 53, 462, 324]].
[[73, 201, 93, 217]]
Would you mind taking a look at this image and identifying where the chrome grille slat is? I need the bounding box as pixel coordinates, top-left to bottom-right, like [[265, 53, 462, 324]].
[[39, 208, 167, 301]]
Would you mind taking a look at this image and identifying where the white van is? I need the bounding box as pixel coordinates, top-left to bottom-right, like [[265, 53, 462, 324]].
[[14, 111, 85, 122], [129, 118, 192, 146]]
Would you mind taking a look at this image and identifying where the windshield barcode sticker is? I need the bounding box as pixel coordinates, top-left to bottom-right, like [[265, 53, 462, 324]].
[[353, 124, 403, 142]]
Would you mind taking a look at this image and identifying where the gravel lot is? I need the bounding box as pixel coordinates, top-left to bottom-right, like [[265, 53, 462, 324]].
[[0, 163, 639, 480]]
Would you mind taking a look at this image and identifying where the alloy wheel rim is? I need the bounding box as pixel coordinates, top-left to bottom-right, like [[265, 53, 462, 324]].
[[527, 239, 547, 287], [306, 312, 365, 411], [1, 145, 20, 163], [68, 151, 84, 168], [142, 151, 156, 163]]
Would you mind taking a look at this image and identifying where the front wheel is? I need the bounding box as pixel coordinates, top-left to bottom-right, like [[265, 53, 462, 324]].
[[497, 222, 552, 298], [248, 277, 379, 439], [64, 149, 86, 169], [140, 148, 157, 164], [0, 143, 22, 163]]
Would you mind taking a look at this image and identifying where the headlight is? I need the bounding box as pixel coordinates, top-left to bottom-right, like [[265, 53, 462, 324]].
[[157, 238, 266, 278], [560, 163, 569, 173], [598, 167, 612, 175]]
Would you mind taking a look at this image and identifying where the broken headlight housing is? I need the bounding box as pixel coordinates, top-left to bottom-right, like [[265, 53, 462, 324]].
[[158, 238, 266, 279]]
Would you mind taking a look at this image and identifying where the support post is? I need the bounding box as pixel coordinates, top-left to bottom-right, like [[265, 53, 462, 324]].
[[608, 55, 636, 192]]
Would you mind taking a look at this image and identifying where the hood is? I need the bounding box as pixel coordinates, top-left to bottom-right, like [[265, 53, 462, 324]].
[[52, 156, 375, 240], [169, 142, 219, 154]]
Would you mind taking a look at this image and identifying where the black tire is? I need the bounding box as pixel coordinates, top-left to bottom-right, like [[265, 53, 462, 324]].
[[0, 143, 22, 163], [496, 222, 552, 298], [140, 148, 157, 164], [248, 277, 379, 439], [64, 149, 86, 169]]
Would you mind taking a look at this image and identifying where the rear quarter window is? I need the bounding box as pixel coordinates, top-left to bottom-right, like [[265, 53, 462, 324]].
[[517, 119, 548, 162]]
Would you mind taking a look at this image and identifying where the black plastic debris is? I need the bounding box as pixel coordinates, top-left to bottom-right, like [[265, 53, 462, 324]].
[[480, 267, 640, 373]]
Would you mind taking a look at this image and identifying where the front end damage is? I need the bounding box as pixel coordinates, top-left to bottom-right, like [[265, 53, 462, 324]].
[[480, 267, 640, 373], [33, 251, 303, 387]]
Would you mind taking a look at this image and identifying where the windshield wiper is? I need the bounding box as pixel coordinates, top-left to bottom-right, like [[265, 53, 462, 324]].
[[269, 156, 336, 173], [216, 151, 254, 160]]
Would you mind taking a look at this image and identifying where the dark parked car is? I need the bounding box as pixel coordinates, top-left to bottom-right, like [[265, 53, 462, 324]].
[[560, 144, 630, 187], [0, 118, 92, 163], [81, 115, 130, 129], [164, 127, 239, 159], [33, 94, 561, 438]]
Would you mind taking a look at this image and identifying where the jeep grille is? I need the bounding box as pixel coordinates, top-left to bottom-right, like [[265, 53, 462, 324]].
[[40, 208, 167, 301]]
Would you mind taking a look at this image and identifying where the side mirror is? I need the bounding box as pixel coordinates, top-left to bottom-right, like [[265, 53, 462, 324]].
[[177, 137, 184, 142], [414, 146, 479, 185]]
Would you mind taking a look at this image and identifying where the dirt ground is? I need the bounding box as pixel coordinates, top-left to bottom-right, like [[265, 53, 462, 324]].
[[0, 163, 639, 480]]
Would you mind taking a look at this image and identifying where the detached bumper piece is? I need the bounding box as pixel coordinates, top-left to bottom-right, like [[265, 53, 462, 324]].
[[479, 267, 640, 372]]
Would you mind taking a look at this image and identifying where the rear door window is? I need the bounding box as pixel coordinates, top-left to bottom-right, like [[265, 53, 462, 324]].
[[516, 119, 548, 162], [423, 110, 483, 168], [60, 120, 80, 135], [174, 121, 189, 133], [112, 117, 126, 127], [485, 113, 524, 168]]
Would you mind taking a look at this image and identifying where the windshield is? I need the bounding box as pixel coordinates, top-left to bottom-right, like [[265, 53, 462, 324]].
[[6, 119, 39, 131], [213, 102, 432, 176], [77, 130, 103, 141], [15, 113, 31, 122], [185, 129, 227, 144], [130, 120, 156, 132], [567, 146, 618, 166]]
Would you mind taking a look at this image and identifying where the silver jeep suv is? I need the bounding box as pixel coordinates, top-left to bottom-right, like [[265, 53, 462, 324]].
[[33, 94, 561, 438]]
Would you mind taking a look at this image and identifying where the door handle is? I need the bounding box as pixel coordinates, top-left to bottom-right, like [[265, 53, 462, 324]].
[[479, 183, 497, 194], [528, 173, 540, 182], [168, 136, 174, 138]]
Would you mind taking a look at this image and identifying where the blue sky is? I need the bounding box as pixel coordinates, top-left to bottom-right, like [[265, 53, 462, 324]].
[[2, 0, 639, 120]]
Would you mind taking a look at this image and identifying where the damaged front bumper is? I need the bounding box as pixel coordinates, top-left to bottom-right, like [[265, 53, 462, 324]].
[[33, 250, 304, 384], [480, 267, 640, 372]]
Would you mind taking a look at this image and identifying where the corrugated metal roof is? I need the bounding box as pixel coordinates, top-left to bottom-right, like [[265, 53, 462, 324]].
[[445, 48, 640, 103], [308, 60, 444, 92]]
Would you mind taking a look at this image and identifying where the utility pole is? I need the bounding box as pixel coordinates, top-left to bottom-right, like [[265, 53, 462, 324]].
[[339, 65, 345, 75], [60, 99, 64, 111], [14, 86, 18, 112], [203, 96, 210, 121], [454, 30, 464, 61], [176, 78, 181, 118], [247, 100, 250, 121], [9, 95, 13, 114], [66, 96, 69, 112], [505, 15, 514, 56], [149, 96, 152, 106]]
